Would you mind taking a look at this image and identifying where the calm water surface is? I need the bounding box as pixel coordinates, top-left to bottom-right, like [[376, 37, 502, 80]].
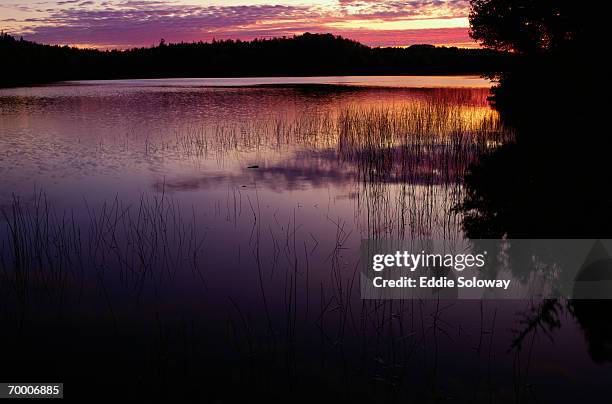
[[66, 75, 493, 88], [0, 77, 610, 401]]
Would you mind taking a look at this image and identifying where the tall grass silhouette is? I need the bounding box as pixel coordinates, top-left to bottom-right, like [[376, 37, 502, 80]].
[[0, 95, 517, 400]]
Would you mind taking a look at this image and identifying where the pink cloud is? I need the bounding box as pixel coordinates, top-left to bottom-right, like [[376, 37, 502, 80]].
[[337, 27, 473, 47], [10, 1, 474, 48]]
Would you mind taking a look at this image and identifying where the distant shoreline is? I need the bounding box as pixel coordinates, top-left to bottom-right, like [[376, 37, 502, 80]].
[[0, 76, 494, 92], [1, 73, 495, 90], [1, 33, 511, 89], [58, 75, 492, 89]]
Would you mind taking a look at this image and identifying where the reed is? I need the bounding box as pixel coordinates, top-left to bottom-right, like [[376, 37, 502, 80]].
[[0, 95, 516, 400]]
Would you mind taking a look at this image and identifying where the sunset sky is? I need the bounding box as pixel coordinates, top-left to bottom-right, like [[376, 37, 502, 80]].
[[0, 0, 474, 49]]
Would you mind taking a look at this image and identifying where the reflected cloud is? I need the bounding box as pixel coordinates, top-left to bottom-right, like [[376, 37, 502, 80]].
[[152, 142, 481, 194]]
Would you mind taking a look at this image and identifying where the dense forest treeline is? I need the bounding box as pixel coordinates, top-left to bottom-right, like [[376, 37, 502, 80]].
[[468, 0, 596, 112], [0, 32, 511, 87], [458, 1, 609, 241]]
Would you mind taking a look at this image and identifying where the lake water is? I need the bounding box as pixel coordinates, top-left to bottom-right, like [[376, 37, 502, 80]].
[[65, 75, 493, 88], [0, 77, 610, 401]]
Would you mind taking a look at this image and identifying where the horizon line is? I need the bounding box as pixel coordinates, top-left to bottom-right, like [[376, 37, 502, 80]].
[[4, 31, 481, 52]]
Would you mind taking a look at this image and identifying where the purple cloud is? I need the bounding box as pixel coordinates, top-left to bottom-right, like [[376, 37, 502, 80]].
[[10, 0, 473, 48]]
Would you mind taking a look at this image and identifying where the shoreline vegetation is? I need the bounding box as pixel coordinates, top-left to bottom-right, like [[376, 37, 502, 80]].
[[0, 32, 512, 88]]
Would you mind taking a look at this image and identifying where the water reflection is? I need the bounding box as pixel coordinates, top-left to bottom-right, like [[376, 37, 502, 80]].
[[1, 78, 611, 400], [457, 74, 612, 380]]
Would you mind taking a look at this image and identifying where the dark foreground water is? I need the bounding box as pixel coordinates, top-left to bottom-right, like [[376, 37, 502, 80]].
[[0, 77, 610, 402]]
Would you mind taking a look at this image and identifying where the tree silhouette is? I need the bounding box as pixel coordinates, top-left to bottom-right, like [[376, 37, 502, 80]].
[[469, 0, 589, 54], [0, 32, 510, 88]]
